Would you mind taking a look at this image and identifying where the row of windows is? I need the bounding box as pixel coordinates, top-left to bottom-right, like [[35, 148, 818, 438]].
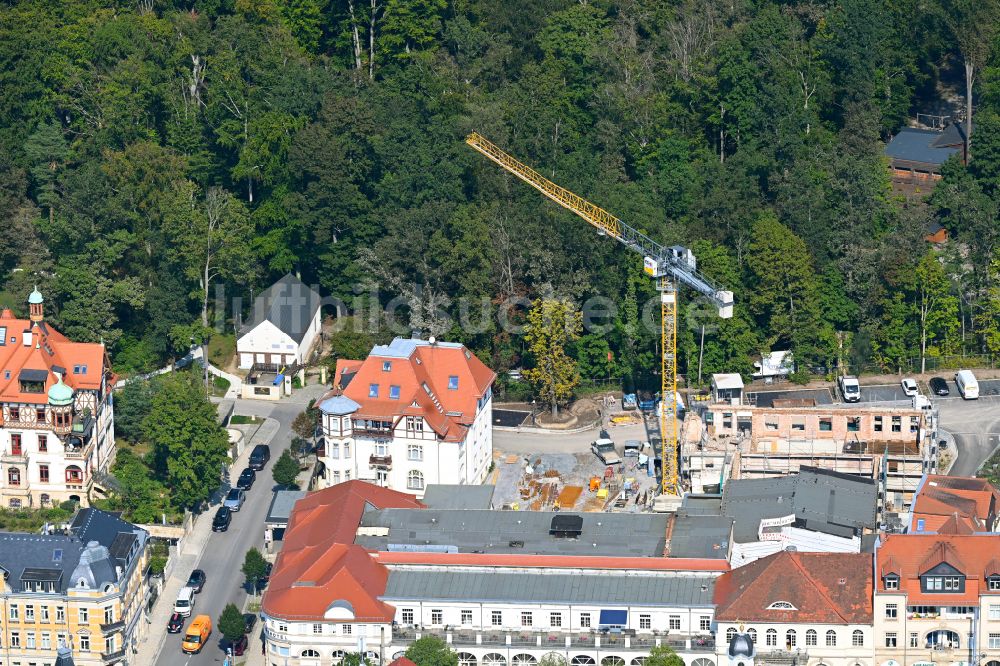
[[3, 465, 83, 486], [4, 631, 112, 652], [400, 609, 711, 632], [726, 627, 864, 648], [7, 604, 112, 624], [885, 630, 961, 649]]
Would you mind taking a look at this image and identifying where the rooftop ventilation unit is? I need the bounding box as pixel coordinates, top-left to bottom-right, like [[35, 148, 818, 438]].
[[549, 514, 583, 538]]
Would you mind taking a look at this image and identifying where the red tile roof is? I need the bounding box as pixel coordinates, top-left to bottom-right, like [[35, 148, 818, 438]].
[[713, 551, 872, 624], [876, 534, 1000, 603], [262, 481, 423, 621], [373, 551, 731, 571], [389, 658, 417, 666], [0, 310, 109, 404], [911, 475, 999, 532], [330, 339, 496, 442]]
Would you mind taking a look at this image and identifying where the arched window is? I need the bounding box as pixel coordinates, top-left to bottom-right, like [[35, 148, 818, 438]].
[[483, 656, 506, 666], [601, 658, 624, 666], [852, 630, 864, 647], [748, 628, 757, 643], [407, 470, 424, 490], [631, 659, 647, 666], [691, 660, 715, 666], [541, 654, 564, 666], [767, 601, 796, 610], [826, 630, 836, 647], [458, 654, 477, 666], [512, 655, 537, 666], [8, 498, 20, 509], [331, 650, 346, 663], [726, 628, 737, 642], [786, 630, 796, 648], [302, 649, 320, 657], [65, 466, 83, 483], [40, 493, 50, 506], [8, 468, 20, 486], [806, 629, 817, 646], [571, 658, 596, 666], [766, 629, 777, 647]]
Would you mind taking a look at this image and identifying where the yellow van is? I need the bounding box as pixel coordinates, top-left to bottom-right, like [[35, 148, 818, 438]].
[[181, 614, 212, 654]]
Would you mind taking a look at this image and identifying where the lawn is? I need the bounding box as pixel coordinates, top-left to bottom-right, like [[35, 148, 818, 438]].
[[208, 333, 236, 368], [230, 415, 262, 425]]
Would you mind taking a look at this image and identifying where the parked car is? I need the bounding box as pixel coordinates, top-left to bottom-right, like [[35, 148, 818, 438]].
[[212, 506, 232, 532], [837, 375, 861, 402], [223, 488, 246, 512], [249, 444, 271, 470], [591, 439, 621, 466], [929, 377, 950, 396], [237, 467, 256, 491], [186, 570, 206, 593], [173, 587, 195, 617], [901, 378, 919, 397], [225, 633, 249, 656], [167, 613, 185, 634], [243, 613, 257, 635], [256, 562, 274, 592]]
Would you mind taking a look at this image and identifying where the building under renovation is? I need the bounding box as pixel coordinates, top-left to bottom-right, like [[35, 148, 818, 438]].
[[682, 375, 936, 513]]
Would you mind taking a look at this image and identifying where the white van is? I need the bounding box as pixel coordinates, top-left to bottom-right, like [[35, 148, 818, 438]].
[[838, 375, 861, 402], [955, 370, 979, 400], [174, 586, 195, 617]]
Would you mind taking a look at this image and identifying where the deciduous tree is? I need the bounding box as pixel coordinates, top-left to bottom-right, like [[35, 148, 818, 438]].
[[523, 298, 582, 417]]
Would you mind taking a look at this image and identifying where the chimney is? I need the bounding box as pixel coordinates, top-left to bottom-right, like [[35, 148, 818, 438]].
[[23, 328, 31, 347]]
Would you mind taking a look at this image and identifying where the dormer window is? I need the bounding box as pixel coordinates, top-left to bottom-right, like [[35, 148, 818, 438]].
[[766, 601, 797, 610], [885, 575, 899, 590], [382, 361, 391, 372], [988, 575, 1000, 591]]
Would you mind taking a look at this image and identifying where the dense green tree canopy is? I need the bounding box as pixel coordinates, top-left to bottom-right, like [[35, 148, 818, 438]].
[[0, 0, 999, 388]]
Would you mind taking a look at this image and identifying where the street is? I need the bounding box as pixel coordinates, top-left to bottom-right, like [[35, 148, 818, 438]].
[[154, 385, 327, 666], [937, 392, 1000, 476]]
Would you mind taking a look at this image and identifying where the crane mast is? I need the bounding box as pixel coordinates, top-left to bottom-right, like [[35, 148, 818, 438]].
[[466, 132, 733, 495]]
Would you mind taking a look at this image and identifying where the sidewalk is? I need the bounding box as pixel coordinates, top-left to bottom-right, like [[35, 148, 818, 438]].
[[136, 416, 279, 666]]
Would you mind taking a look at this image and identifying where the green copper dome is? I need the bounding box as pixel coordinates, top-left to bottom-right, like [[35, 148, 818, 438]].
[[28, 287, 43, 305], [48, 375, 73, 406]]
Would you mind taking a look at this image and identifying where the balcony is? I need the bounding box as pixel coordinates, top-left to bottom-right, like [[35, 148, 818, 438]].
[[758, 649, 810, 665], [390, 628, 713, 652], [100, 620, 125, 634], [101, 648, 126, 663], [370, 455, 393, 469], [1, 450, 27, 463]]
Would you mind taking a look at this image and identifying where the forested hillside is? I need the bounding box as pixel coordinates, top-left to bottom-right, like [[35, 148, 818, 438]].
[[2, 0, 1000, 388]]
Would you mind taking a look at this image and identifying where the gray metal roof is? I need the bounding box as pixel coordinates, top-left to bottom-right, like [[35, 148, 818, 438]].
[[0, 534, 84, 594], [667, 514, 732, 559], [884, 127, 961, 166], [421, 485, 495, 511], [266, 489, 307, 525], [720, 466, 877, 543], [383, 569, 716, 607], [355, 509, 669, 557], [238, 273, 322, 343]]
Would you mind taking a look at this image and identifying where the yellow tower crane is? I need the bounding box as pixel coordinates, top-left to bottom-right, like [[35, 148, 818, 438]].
[[466, 132, 734, 494]]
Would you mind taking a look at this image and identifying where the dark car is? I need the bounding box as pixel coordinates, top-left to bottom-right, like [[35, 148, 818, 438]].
[[237, 467, 256, 491], [212, 506, 232, 532], [243, 613, 257, 635], [249, 444, 271, 471], [256, 562, 274, 591], [225, 633, 248, 656], [167, 612, 185, 634], [930, 377, 950, 396], [186, 570, 206, 593]]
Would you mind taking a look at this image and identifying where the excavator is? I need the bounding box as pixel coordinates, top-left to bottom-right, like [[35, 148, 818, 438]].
[[466, 132, 734, 495]]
